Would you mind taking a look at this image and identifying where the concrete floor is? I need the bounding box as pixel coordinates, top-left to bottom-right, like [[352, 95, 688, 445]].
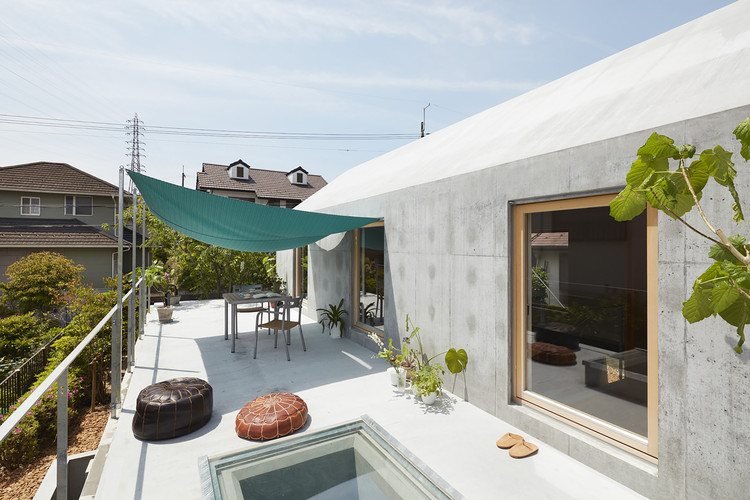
[[85, 299, 645, 500]]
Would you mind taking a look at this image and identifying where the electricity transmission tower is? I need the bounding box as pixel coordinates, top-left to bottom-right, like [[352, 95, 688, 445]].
[[125, 113, 145, 191]]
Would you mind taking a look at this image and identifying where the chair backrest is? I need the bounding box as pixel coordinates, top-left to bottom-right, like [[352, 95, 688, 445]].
[[283, 297, 303, 321]]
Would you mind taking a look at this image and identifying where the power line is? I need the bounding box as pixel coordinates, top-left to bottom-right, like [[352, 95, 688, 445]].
[[0, 113, 421, 141]]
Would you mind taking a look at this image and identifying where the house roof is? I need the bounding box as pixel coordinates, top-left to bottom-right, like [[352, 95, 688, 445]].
[[299, 2, 750, 212], [0, 218, 124, 247], [196, 162, 327, 201], [531, 232, 569, 248], [0, 162, 121, 196]]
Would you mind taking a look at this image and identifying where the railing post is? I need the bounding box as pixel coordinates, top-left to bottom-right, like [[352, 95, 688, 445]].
[[113, 167, 124, 419], [139, 190, 146, 341], [128, 186, 137, 372], [56, 369, 68, 500]]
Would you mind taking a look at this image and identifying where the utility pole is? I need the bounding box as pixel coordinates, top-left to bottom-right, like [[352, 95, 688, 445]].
[[182, 165, 185, 187], [421, 103, 430, 138]]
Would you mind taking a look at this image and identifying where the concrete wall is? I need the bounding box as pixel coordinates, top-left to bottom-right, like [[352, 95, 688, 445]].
[[304, 104, 750, 499]]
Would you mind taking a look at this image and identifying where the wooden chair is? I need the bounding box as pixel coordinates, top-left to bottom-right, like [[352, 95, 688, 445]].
[[254, 297, 306, 361]]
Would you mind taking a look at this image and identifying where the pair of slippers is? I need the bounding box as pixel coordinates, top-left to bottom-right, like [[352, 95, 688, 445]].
[[496, 432, 538, 458]]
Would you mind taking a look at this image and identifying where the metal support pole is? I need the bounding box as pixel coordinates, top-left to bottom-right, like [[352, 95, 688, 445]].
[[128, 187, 136, 372], [139, 191, 146, 340], [56, 369, 68, 500], [112, 168, 124, 419]]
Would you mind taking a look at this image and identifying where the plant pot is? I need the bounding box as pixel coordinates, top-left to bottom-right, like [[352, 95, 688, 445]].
[[157, 306, 173, 323], [421, 391, 438, 405], [396, 371, 407, 393], [387, 367, 398, 386], [170, 295, 181, 306]]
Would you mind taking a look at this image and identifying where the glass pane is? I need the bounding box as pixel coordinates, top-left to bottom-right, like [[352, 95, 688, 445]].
[[358, 227, 385, 331], [65, 195, 74, 215], [76, 197, 93, 215], [526, 205, 648, 436]]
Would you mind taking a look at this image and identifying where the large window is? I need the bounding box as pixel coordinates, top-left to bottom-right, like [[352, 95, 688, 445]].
[[513, 194, 657, 459], [354, 223, 385, 333], [21, 197, 40, 215], [64, 195, 93, 216]]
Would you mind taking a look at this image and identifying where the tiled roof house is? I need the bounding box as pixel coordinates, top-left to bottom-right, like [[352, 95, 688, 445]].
[[196, 160, 327, 208], [0, 162, 143, 288]]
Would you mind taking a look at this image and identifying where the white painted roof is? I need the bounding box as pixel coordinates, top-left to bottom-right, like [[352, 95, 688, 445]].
[[300, 1, 750, 212]]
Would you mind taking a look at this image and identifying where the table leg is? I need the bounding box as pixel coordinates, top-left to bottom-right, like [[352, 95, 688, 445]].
[[231, 304, 236, 353], [224, 300, 228, 340]]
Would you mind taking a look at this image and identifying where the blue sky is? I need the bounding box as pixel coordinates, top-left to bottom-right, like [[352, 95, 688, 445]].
[[0, 0, 737, 187]]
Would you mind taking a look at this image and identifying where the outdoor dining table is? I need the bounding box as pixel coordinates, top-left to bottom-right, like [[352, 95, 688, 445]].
[[223, 292, 290, 353]]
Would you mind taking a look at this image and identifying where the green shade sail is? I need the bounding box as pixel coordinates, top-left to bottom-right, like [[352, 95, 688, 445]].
[[128, 171, 380, 252]]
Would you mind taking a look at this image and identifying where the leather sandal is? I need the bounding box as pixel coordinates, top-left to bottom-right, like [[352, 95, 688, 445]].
[[496, 432, 524, 449], [509, 440, 538, 458]]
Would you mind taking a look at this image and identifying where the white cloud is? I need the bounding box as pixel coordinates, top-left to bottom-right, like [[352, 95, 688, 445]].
[[137, 0, 538, 45]]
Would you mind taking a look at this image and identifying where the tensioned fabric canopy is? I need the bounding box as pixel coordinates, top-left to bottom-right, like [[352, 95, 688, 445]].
[[128, 171, 380, 252]]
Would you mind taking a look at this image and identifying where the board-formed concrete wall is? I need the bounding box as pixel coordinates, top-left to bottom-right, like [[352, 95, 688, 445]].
[[299, 104, 750, 498]]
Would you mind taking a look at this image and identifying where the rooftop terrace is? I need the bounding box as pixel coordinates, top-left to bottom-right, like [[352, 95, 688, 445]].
[[83, 299, 645, 499]]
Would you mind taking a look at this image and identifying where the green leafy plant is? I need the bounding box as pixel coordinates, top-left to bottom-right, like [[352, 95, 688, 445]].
[[317, 299, 348, 336], [411, 362, 445, 397], [610, 116, 750, 353], [360, 302, 376, 325], [368, 334, 405, 371], [0, 252, 84, 315]]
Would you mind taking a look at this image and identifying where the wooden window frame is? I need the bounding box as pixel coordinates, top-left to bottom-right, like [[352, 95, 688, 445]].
[[512, 193, 658, 461], [352, 221, 385, 336]]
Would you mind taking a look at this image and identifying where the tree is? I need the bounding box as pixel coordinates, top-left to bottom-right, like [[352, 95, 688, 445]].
[[0, 252, 84, 314], [610, 117, 750, 353], [123, 198, 281, 297]]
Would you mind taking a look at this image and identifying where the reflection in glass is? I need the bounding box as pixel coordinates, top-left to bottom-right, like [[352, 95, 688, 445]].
[[526, 206, 647, 436], [358, 226, 385, 332]]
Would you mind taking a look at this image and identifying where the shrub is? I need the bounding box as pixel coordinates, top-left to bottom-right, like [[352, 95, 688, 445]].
[[0, 376, 88, 469], [0, 313, 58, 362], [0, 252, 84, 314]]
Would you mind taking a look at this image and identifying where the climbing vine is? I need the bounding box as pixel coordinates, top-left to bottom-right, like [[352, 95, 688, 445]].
[[609, 117, 750, 353]]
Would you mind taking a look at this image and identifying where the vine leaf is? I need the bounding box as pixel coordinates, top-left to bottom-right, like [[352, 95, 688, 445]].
[[717, 298, 750, 354], [637, 132, 679, 159], [708, 235, 748, 264], [682, 287, 713, 323], [733, 117, 750, 162], [609, 185, 647, 221]]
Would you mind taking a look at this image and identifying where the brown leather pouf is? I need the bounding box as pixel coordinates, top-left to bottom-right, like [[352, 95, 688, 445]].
[[531, 342, 577, 365], [236, 392, 308, 441], [132, 377, 213, 440]]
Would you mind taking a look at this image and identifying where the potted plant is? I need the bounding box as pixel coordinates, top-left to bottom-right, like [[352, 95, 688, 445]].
[[411, 363, 444, 404], [143, 263, 174, 322], [367, 332, 408, 391], [402, 315, 470, 400], [317, 299, 348, 338]]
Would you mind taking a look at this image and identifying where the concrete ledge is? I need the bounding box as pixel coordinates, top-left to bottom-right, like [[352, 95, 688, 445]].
[[33, 450, 96, 500], [508, 404, 658, 498], [79, 369, 134, 499]]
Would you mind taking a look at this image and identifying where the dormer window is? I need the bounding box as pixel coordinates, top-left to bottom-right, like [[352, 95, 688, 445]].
[[287, 166, 308, 185], [229, 160, 250, 180]]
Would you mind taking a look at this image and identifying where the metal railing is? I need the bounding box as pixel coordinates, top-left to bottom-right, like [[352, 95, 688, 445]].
[[0, 280, 141, 500], [0, 332, 63, 414]]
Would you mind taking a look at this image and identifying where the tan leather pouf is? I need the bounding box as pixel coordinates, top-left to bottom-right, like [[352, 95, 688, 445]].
[[235, 392, 308, 441], [531, 342, 577, 365]]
